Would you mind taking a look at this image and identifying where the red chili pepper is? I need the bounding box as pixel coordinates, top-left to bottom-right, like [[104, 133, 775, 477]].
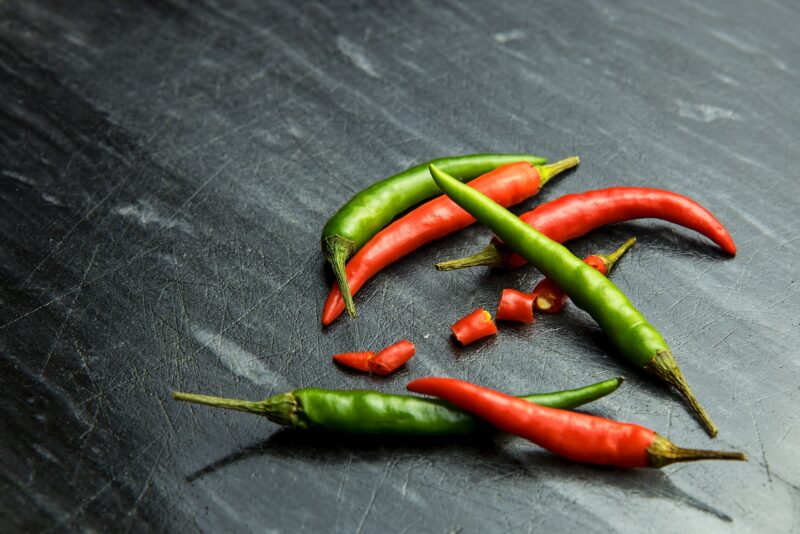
[[532, 237, 635, 313], [370, 340, 415, 375], [495, 289, 535, 323], [435, 187, 736, 271], [407, 377, 747, 468], [332, 351, 375, 372], [333, 341, 416, 375], [451, 308, 497, 345], [321, 158, 580, 325]]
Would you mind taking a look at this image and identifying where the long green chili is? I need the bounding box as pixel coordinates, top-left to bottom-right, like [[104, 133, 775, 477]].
[[172, 377, 622, 435], [322, 153, 547, 318], [428, 164, 718, 437]]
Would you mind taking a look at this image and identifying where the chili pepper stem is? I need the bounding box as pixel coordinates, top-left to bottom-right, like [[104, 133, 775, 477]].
[[647, 434, 746, 468], [435, 243, 507, 271], [646, 350, 719, 437], [605, 237, 637, 272], [536, 156, 580, 186], [323, 235, 357, 317], [172, 391, 298, 426]]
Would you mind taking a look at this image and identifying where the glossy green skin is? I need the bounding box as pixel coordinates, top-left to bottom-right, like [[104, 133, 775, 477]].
[[321, 154, 547, 251], [429, 165, 667, 368], [287, 378, 622, 434]]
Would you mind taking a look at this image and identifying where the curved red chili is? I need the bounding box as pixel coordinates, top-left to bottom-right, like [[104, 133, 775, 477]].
[[495, 289, 535, 323], [407, 377, 747, 468], [321, 158, 579, 325], [451, 308, 497, 345], [435, 187, 736, 271]]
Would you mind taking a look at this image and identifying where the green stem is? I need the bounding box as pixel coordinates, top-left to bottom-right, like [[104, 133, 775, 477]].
[[322, 235, 357, 318], [536, 156, 580, 186], [435, 243, 507, 271], [646, 350, 719, 437], [172, 391, 298, 426], [647, 434, 746, 468], [605, 236, 637, 273]]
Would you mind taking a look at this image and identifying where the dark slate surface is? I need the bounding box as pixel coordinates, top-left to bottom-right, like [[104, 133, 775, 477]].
[[1, 0, 798, 531]]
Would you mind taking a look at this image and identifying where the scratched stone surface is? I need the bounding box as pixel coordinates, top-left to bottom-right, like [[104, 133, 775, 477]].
[[1, 0, 798, 532]]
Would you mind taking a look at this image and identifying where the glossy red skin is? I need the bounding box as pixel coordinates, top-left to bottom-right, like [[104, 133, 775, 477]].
[[332, 352, 375, 372], [407, 377, 654, 468], [322, 162, 542, 325], [370, 340, 415, 375], [504, 187, 736, 269], [451, 308, 497, 345], [532, 254, 608, 313], [495, 289, 535, 323]]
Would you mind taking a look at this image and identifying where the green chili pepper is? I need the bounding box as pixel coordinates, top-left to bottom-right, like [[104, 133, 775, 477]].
[[172, 377, 622, 435], [428, 164, 719, 437], [322, 153, 548, 318]]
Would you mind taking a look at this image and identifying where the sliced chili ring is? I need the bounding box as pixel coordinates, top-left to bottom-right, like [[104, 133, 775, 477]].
[[451, 308, 497, 345], [496, 289, 535, 323]]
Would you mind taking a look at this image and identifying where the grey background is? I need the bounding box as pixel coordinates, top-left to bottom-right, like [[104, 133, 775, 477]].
[[1, 0, 798, 532]]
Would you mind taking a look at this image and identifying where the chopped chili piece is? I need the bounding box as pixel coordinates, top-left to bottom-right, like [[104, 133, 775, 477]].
[[332, 341, 416, 375], [495, 289, 535, 323], [407, 377, 747, 468], [451, 308, 497, 345], [332, 351, 375, 372], [369, 340, 416, 375]]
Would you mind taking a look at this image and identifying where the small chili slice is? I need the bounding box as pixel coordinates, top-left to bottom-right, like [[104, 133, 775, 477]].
[[407, 377, 747, 468], [333, 341, 416, 375], [369, 340, 416, 375], [532, 237, 635, 313], [495, 289, 535, 323], [451, 308, 497, 345], [332, 351, 375, 372]]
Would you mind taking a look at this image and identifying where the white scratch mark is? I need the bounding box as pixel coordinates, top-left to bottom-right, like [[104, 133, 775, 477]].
[[32, 444, 60, 464], [42, 193, 63, 206], [729, 206, 778, 239], [494, 29, 526, 44], [677, 100, 738, 122], [156, 253, 178, 266], [714, 72, 740, 87], [771, 58, 787, 71], [2, 169, 36, 185], [190, 324, 278, 386], [113, 200, 194, 234], [64, 32, 88, 48], [708, 29, 761, 54], [397, 58, 425, 73], [336, 36, 381, 78]]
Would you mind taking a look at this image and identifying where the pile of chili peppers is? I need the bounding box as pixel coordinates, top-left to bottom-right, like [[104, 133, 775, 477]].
[[174, 151, 748, 470]]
